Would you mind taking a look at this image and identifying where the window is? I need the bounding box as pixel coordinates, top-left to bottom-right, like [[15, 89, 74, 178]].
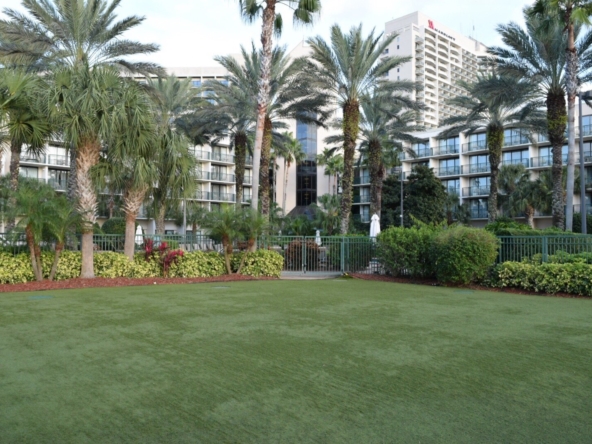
[[470, 176, 490, 188], [397, 45, 399, 49], [360, 205, 370, 223], [19, 167, 38, 178], [437, 136, 460, 153], [296, 119, 318, 158], [503, 150, 529, 166], [442, 179, 459, 194], [467, 133, 486, 149], [439, 158, 459, 175], [296, 160, 317, 206], [191, 80, 201, 88], [412, 141, 430, 157], [504, 128, 529, 146]]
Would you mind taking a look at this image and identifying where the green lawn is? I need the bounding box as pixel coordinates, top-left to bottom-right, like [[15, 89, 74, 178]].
[[1, 280, 591, 443]]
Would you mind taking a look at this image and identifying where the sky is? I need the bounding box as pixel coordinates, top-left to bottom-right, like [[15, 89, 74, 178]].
[[1, 0, 533, 67]]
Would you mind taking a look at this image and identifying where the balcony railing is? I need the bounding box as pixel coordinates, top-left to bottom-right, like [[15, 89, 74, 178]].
[[435, 166, 460, 177], [20, 153, 45, 163], [432, 144, 460, 156], [194, 191, 211, 200], [503, 135, 530, 147], [211, 152, 235, 163], [470, 208, 489, 219], [47, 154, 69, 166], [48, 178, 68, 191], [211, 192, 236, 202], [195, 170, 211, 180], [461, 163, 490, 174], [211, 172, 236, 182], [462, 186, 489, 197], [503, 158, 530, 168], [243, 176, 252, 185], [193, 150, 211, 161], [407, 148, 432, 158], [462, 140, 487, 152], [353, 195, 371, 204], [573, 205, 592, 215], [445, 186, 460, 195], [245, 156, 253, 166], [354, 175, 370, 185], [530, 155, 568, 168]]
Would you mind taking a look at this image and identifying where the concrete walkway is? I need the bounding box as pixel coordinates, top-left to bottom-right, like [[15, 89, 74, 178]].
[[280, 272, 343, 280]]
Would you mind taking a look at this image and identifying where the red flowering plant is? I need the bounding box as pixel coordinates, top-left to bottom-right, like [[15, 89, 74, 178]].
[[143, 239, 184, 277]]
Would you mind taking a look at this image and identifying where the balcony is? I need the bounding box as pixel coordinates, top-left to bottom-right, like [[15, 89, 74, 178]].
[[194, 191, 211, 200], [470, 208, 489, 219], [193, 150, 211, 161], [211, 152, 235, 163], [445, 186, 460, 195], [503, 158, 530, 168], [211, 172, 236, 183], [503, 135, 530, 147], [354, 175, 370, 185], [195, 170, 211, 180], [434, 166, 460, 177], [245, 156, 253, 166], [530, 155, 568, 168], [462, 140, 487, 153], [243, 176, 252, 185], [462, 186, 489, 197], [211, 192, 236, 202], [461, 163, 491, 175], [573, 204, 592, 215], [47, 154, 69, 166], [20, 153, 45, 164], [432, 144, 460, 156], [48, 178, 68, 192], [353, 195, 371, 204]]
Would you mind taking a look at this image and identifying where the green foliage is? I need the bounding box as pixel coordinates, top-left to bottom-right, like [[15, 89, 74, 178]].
[[0, 252, 34, 283], [377, 223, 444, 277], [328, 236, 375, 273], [484, 217, 533, 235], [431, 226, 500, 285], [231, 250, 284, 277], [169, 252, 226, 278], [492, 261, 592, 296], [572, 213, 592, 234], [101, 217, 127, 235], [284, 239, 320, 271]]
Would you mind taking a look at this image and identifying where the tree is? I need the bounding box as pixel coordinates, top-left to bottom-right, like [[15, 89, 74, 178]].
[[93, 80, 157, 260], [530, 0, 592, 230], [275, 132, 306, 213], [311, 193, 341, 235], [316, 148, 344, 195], [237, 0, 321, 212], [45, 195, 81, 281], [403, 166, 447, 227], [304, 24, 413, 233], [490, 11, 592, 228], [440, 74, 545, 222]]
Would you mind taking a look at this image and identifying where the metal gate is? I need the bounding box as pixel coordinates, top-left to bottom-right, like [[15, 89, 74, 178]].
[[259, 236, 379, 274]]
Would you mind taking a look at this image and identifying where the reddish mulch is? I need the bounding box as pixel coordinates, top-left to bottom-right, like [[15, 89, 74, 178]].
[[349, 273, 591, 299], [0, 275, 277, 293]]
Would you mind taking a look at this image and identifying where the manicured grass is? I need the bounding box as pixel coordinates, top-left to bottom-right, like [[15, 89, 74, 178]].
[[1, 280, 591, 443]]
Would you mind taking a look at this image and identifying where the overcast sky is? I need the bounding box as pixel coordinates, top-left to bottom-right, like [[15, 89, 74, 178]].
[[1, 0, 533, 67]]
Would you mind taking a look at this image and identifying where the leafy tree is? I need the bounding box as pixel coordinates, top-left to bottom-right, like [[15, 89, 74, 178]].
[[304, 24, 414, 233], [311, 194, 341, 235], [529, 0, 592, 230], [404, 166, 447, 227], [490, 11, 592, 228], [380, 174, 403, 229], [440, 74, 545, 221], [237, 0, 321, 211]]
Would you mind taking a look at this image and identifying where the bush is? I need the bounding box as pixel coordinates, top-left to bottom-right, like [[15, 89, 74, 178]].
[[572, 213, 592, 234], [377, 223, 443, 277], [94, 252, 136, 278], [0, 252, 34, 283], [485, 217, 532, 236], [284, 240, 320, 272], [101, 217, 127, 235], [231, 250, 284, 277], [431, 226, 499, 285], [169, 251, 226, 278], [492, 261, 592, 296]]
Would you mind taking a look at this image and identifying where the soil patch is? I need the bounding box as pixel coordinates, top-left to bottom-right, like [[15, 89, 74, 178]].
[[0, 275, 276, 293]]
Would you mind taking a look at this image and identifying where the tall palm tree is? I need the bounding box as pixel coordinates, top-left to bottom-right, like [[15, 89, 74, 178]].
[[45, 195, 81, 281], [93, 81, 157, 260], [237, 0, 321, 212], [316, 149, 344, 195], [440, 74, 545, 222], [312, 193, 341, 235], [207, 45, 326, 217], [530, 0, 592, 230], [490, 11, 592, 228], [0, 0, 163, 74], [275, 132, 305, 213], [304, 24, 414, 233]]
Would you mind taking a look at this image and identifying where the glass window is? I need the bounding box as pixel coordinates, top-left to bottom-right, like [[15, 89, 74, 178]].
[[19, 167, 38, 178], [470, 176, 490, 187], [468, 133, 486, 143], [191, 80, 201, 88], [296, 119, 318, 158], [470, 155, 488, 165], [442, 179, 459, 193], [439, 158, 459, 168]]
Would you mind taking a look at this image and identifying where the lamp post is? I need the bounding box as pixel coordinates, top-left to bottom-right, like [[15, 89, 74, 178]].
[[578, 91, 592, 234]]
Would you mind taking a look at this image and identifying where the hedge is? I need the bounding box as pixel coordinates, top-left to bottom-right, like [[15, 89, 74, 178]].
[[491, 261, 592, 296], [0, 250, 284, 284]]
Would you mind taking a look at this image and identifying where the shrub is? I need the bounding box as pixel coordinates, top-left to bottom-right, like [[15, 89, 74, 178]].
[[284, 240, 320, 272], [0, 252, 35, 284], [42, 250, 82, 281], [168, 251, 226, 278], [93, 252, 136, 278], [101, 217, 127, 235], [492, 261, 592, 296], [431, 226, 499, 285], [485, 217, 532, 236], [377, 223, 443, 277], [231, 250, 284, 277]]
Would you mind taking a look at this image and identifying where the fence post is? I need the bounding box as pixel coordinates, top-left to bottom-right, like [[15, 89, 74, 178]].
[[542, 236, 548, 263], [302, 237, 306, 274], [340, 237, 345, 273]]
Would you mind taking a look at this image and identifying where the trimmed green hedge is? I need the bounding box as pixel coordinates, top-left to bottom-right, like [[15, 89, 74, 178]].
[[0, 250, 283, 284], [491, 262, 592, 296]]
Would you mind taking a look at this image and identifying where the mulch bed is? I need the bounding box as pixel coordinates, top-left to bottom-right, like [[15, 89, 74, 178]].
[[349, 273, 591, 299], [0, 275, 277, 293]]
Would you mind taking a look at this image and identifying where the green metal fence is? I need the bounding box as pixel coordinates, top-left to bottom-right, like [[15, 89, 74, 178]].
[[498, 235, 592, 263]]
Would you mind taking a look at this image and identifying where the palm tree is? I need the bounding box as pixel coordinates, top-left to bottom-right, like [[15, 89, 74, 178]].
[[275, 132, 306, 213], [204, 206, 242, 274], [237, 0, 321, 212], [440, 74, 545, 222], [316, 149, 344, 195], [304, 24, 414, 233], [0, 0, 163, 74], [529, 0, 592, 230], [490, 11, 592, 228], [312, 193, 341, 235], [93, 81, 157, 260], [208, 45, 326, 217], [45, 195, 81, 281]]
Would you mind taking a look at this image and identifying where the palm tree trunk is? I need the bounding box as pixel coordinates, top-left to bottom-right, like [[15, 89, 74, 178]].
[[6, 139, 21, 229], [368, 139, 383, 217], [547, 88, 567, 229], [340, 100, 360, 234], [259, 116, 273, 217], [49, 243, 64, 281], [251, 0, 277, 212], [25, 226, 42, 282], [283, 159, 290, 213], [67, 148, 77, 203], [487, 126, 504, 222], [565, 21, 578, 231], [525, 205, 535, 229], [156, 205, 166, 235], [76, 139, 101, 279], [234, 132, 247, 207], [123, 188, 147, 261]]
